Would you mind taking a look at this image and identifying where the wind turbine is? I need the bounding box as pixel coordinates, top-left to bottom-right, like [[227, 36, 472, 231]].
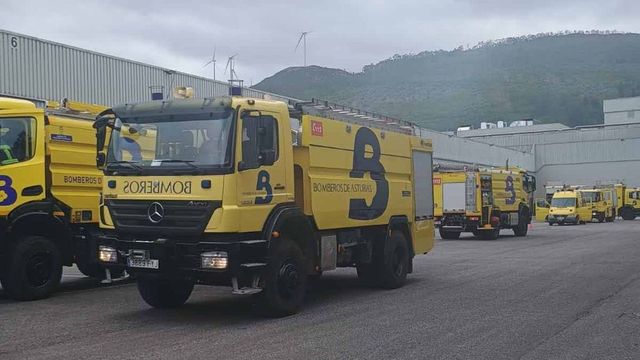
[[203, 46, 217, 81], [295, 31, 311, 66], [224, 54, 239, 81]]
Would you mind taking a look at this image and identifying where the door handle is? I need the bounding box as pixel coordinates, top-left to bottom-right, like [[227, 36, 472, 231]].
[[274, 185, 285, 190], [21, 185, 43, 197]]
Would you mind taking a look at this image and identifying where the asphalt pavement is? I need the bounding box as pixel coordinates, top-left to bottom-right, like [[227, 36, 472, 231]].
[[1, 220, 640, 359]]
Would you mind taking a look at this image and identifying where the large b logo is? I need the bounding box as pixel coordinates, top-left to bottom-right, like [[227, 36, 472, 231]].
[[0, 175, 18, 206], [505, 176, 516, 205], [349, 128, 389, 220], [255, 170, 273, 204]]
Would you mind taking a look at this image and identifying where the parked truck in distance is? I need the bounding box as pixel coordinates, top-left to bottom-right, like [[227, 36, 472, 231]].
[[95, 96, 435, 316], [577, 188, 615, 223], [433, 165, 536, 240], [0, 96, 116, 300], [611, 184, 640, 220]]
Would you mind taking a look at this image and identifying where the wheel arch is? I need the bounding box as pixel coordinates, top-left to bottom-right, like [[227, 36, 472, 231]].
[[387, 215, 414, 273], [262, 203, 316, 272], [6, 206, 72, 265]]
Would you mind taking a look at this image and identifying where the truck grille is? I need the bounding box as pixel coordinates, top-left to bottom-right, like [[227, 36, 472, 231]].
[[106, 199, 220, 236]]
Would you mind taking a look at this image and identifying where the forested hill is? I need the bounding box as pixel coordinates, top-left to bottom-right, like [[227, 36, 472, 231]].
[[254, 32, 640, 131]]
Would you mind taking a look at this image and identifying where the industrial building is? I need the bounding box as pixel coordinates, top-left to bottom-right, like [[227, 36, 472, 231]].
[[604, 96, 640, 125], [458, 118, 640, 194], [2, 28, 639, 197]]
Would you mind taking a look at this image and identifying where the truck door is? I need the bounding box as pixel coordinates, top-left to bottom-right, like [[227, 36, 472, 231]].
[[411, 150, 434, 254], [0, 110, 46, 218], [236, 110, 290, 232]]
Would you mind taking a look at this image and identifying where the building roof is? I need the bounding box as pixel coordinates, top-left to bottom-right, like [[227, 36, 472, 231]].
[[456, 123, 570, 137]]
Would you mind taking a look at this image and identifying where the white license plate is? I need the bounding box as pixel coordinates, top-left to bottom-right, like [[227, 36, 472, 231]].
[[128, 258, 159, 269]]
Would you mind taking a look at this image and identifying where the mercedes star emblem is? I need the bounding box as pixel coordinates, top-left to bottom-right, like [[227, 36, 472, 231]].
[[147, 202, 165, 224]]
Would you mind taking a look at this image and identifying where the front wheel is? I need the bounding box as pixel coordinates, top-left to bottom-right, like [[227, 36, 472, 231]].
[[513, 207, 530, 236], [2, 236, 62, 301], [259, 239, 307, 317], [137, 276, 194, 308]]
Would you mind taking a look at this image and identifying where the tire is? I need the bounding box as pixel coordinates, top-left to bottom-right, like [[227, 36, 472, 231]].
[[258, 239, 307, 317], [597, 213, 605, 223], [2, 236, 63, 301], [357, 230, 409, 289], [620, 207, 636, 221], [137, 276, 194, 308], [513, 207, 530, 237], [378, 230, 409, 289], [439, 228, 461, 240]]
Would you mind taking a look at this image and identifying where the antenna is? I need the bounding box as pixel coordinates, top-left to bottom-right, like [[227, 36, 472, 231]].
[[295, 31, 311, 66], [224, 54, 239, 81], [203, 46, 217, 81]]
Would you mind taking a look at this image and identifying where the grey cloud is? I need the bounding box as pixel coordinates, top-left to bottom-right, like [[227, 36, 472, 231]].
[[2, 0, 639, 83]]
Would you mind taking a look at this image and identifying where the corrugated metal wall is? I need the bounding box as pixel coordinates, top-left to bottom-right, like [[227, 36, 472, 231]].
[[0, 29, 536, 171], [463, 122, 640, 196], [417, 128, 534, 170], [0, 30, 291, 105]]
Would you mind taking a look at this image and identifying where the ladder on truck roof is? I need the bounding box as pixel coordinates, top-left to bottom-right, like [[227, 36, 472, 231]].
[[289, 98, 417, 135]]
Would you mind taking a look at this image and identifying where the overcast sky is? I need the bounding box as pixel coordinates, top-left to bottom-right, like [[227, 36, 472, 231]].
[[2, 0, 639, 84]]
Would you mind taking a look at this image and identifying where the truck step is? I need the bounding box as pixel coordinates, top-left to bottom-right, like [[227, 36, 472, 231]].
[[231, 287, 263, 295], [240, 263, 267, 268]]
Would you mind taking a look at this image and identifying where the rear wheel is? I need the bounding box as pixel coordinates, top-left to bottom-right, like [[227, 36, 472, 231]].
[[438, 228, 461, 240], [258, 239, 307, 317], [137, 276, 194, 308], [597, 213, 605, 223], [2, 236, 62, 301], [378, 230, 409, 289], [621, 207, 636, 221], [357, 230, 409, 289]]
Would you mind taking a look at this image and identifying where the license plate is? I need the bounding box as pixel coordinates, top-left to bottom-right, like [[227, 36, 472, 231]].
[[128, 258, 159, 269]]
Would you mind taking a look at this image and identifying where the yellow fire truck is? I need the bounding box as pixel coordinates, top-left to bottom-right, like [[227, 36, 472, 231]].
[[433, 165, 536, 240], [0, 96, 117, 300], [95, 96, 435, 316], [577, 188, 615, 223], [607, 184, 640, 220]]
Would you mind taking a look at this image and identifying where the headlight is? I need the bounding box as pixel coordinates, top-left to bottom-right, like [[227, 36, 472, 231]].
[[98, 245, 118, 263], [201, 251, 228, 269]]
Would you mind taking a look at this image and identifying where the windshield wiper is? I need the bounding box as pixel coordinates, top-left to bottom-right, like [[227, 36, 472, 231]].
[[154, 159, 204, 174], [107, 160, 144, 172], [154, 159, 199, 169]]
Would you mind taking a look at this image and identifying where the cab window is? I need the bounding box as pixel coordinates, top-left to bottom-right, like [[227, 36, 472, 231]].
[[240, 114, 278, 169], [536, 199, 549, 208], [0, 117, 35, 166]]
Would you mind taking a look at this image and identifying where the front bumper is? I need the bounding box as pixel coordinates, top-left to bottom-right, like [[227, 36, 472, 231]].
[[98, 233, 267, 286], [548, 214, 577, 224], [439, 214, 483, 232]]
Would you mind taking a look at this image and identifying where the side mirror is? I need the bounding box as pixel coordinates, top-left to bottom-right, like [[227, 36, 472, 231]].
[[96, 152, 106, 169], [259, 149, 276, 166], [96, 125, 106, 151]]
